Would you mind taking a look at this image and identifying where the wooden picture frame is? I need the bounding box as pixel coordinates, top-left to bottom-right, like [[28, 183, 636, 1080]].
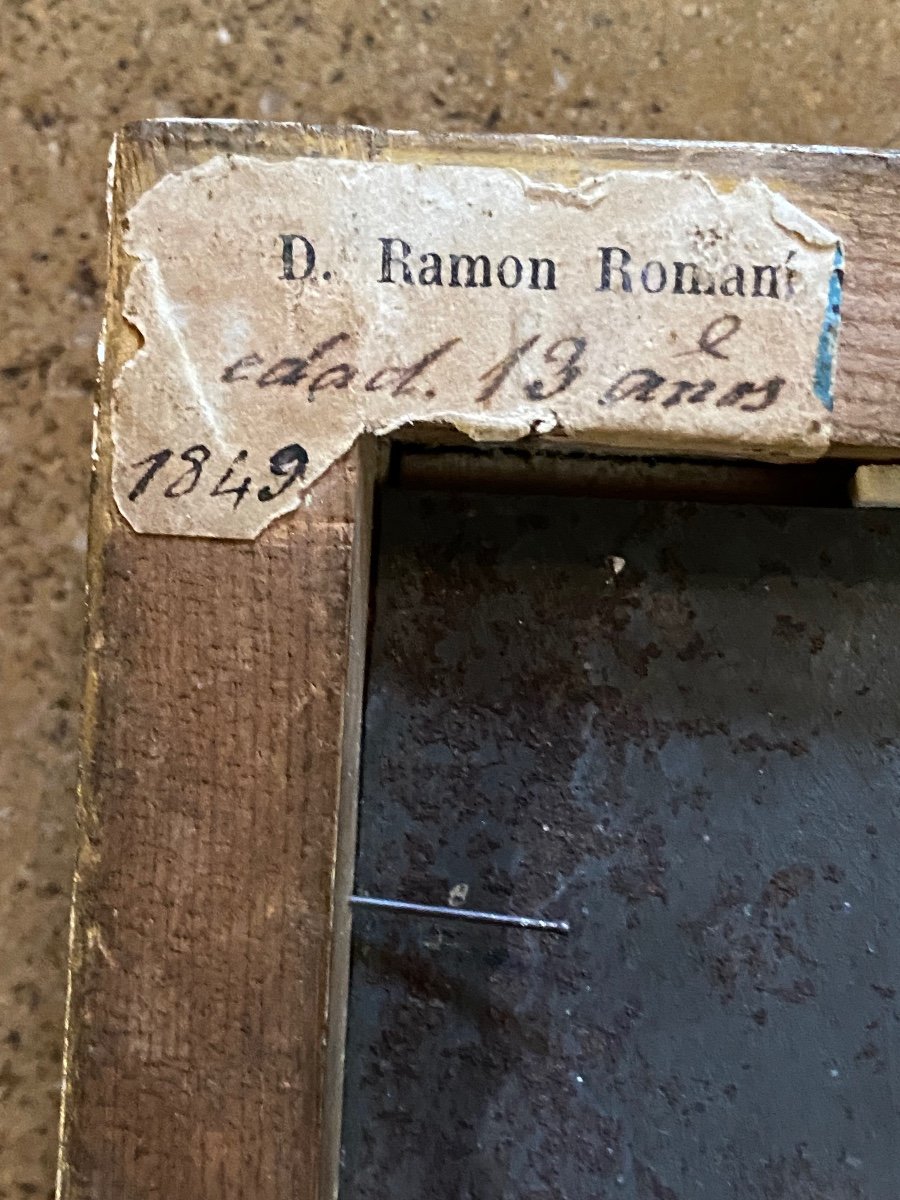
[[58, 121, 900, 1200]]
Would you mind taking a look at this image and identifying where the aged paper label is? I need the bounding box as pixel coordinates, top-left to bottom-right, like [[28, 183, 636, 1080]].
[[112, 155, 842, 538]]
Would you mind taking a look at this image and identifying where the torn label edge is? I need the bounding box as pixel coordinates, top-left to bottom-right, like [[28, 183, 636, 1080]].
[[109, 156, 844, 539]]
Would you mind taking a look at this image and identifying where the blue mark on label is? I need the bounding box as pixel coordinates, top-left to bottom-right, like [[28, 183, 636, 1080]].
[[813, 244, 844, 411]]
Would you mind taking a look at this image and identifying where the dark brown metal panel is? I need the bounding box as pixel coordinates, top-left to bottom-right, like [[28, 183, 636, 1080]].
[[342, 488, 900, 1200]]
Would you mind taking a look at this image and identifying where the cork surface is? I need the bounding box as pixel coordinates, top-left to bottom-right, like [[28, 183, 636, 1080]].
[[2, 2, 899, 1195]]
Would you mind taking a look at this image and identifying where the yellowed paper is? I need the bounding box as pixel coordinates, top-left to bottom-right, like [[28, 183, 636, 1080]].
[[112, 155, 842, 538]]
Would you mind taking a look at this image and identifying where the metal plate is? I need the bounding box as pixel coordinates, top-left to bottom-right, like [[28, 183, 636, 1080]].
[[341, 488, 900, 1200]]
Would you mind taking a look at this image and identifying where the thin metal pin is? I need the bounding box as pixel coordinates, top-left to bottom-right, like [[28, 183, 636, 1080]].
[[349, 894, 569, 935]]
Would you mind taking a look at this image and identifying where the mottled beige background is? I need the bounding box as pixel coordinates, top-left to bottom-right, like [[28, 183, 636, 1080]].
[[1, 2, 898, 1195]]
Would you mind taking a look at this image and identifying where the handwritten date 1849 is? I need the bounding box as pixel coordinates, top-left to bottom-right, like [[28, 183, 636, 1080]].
[[127, 441, 309, 509]]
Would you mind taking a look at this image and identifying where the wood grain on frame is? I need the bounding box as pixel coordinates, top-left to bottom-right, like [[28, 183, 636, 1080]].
[[61, 121, 900, 1200], [61, 121, 379, 1200], [62, 451, 373, 1200]]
